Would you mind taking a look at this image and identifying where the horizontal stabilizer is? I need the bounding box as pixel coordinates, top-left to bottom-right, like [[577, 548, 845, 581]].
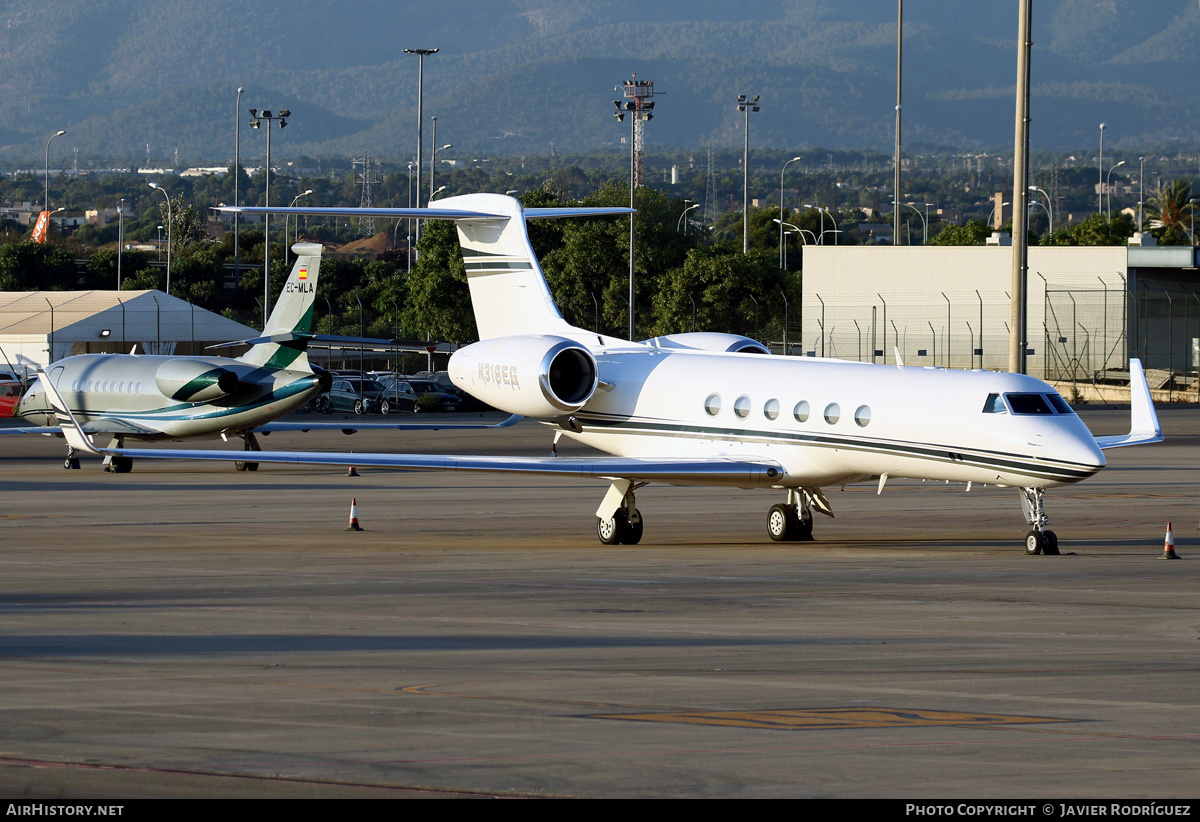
[[216, 205, 633, 221]]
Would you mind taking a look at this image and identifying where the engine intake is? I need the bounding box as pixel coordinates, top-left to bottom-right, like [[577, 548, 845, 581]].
[[448, 336, 598, 418]]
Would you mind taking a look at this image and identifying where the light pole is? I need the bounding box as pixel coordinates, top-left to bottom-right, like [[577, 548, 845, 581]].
[[773, 218, 815, 247], [987, 201, 1010, 228], [900, 202, 927, 244], [778, 156, 802, 267], [404, 48, 439, 247], [406, 160, 415, 273], [157, 225, 164, 259], [1138, 156, 1146, 231], [894, 0, 903, 246], [1098, 123, 1105, 215], [117, 199, 124, 289], [286, 189, 313, 264], [430, 133, 452, 203], [678, 202, 699, 234], [148, 182, 172, 296], [248, 107, 290, 326], [737, 94, 761, 254], [1029, 186, 1054, 234], [234, 86, 243, 289], [613, 97, 646, 340], [1106, 159, 1126, 216], [44, 129, 65, 212]]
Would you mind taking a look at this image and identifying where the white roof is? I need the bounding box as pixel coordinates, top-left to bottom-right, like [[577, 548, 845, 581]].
[[0, 290, 257, 342]]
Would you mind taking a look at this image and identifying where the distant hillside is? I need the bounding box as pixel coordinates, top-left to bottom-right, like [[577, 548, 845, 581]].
[[0, 0, 1197, 165]]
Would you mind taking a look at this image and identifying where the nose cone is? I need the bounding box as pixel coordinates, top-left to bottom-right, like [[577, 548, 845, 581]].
[[1048, 423, 1106, 481], [15, 377, 46, 418]]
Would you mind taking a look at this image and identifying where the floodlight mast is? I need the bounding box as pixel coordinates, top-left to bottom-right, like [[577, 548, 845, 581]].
[[248, 108, 291, 326]]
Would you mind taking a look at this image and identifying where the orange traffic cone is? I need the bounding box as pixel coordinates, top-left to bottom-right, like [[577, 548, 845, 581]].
[[347, 451, 359, 477], [1160, 522, 1179, 560], [346, 498, 364, 531]]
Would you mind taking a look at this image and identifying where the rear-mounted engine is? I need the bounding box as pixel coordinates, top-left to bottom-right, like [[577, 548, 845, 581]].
[[154, 359, 240, 403], [448, 336, 598, 418]]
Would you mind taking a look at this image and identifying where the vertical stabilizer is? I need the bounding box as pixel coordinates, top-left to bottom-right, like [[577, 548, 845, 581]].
[[241, 243, 323, 369], [438, 193, 576, 340]]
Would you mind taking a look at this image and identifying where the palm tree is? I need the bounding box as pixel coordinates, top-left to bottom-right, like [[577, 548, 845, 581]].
[[1144, 179, 1195, 245]]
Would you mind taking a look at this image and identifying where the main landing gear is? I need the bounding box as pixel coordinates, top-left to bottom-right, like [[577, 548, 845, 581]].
[[767, 488, 825, 542], [1020, 486, 1059, 556], [235, 431, 261, 472], [63, 446, 81, 470], [101, 436, 132, 473], [595, 480, 644, 545]]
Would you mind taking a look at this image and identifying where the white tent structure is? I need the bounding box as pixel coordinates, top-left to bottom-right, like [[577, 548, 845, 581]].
[[0, 290, 257, 376]]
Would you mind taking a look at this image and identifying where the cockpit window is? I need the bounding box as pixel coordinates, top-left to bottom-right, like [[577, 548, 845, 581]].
[[983, 393, 1007, 414], [1005, 393, 1054, 415], [1046, 393, 1074, 415]]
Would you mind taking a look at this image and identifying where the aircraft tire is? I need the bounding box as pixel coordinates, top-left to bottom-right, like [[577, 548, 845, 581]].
[[235, 461, 247, 472], [625, 511, 644, 545], [597, 514, 626, 545], [1043, 530, 1059, 555], [767, 504, 792, 542], [794, 514, 814, 541], [1024, 531, 1044, 555], [111, 457, 133, 474], [246, 462, 259, 472]]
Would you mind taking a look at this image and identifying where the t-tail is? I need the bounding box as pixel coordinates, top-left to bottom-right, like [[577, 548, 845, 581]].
[[239, 243, 323, 371], [439, 193, 579, 340]]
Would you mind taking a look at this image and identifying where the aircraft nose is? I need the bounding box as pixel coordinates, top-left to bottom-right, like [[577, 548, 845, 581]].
[[1048, 425, 1106, 476]]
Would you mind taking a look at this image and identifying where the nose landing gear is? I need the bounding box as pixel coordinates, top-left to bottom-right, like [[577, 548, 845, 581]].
[[1020, 487, 1059, 555]]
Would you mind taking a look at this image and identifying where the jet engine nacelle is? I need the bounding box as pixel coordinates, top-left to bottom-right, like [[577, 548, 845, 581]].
[[154, 359, 240, 403], [449, 335, 598, 418], [646, 332, 771, 355]]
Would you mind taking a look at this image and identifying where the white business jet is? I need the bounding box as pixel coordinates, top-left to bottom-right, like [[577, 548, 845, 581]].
[[42, 194, 1162, 553]]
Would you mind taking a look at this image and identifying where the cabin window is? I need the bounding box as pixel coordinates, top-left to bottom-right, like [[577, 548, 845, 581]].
[[983, 393, 1007, 414], [854, 405, 871, 427], [763, 398, 780, 420], [793, 400, 810, 423], [734, 395, 751, 419], [824, 402, 841, 424], [704, 393, 721, 417], [1005, 393, 1054, 415]]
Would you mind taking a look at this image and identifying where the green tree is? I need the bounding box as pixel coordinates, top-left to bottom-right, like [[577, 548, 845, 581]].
[[403, 219, 475, 343], [0, 242, 78, 290], [1039, 213, 1134, 246], [929, 219, 991, 246], [1144, 179, 1195, 246], [649, 246, 789, 341]]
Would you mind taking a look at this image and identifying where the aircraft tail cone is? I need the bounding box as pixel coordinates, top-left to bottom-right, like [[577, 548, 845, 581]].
[[346, 498, 364, 531], [347, 451, 359, 477], [1160, 522, 1179, 559]]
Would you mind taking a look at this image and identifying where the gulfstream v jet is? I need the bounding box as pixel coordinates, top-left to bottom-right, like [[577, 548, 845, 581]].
[[45, 194, 1162, 553]]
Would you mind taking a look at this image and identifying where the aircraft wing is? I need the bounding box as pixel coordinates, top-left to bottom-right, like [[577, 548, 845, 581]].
[[0, 424, 59, 435], [253, 414, 523, 434], [1094, 359, 1164, 450], [59, 445, 784, 485], [36, 373, 782, 484]]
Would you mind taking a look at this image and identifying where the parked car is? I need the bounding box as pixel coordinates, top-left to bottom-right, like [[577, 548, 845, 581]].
[[319, 378, 387, 414], [388, 378, 462, 413]]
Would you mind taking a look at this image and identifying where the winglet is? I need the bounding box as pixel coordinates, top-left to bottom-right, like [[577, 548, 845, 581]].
[[1095, 358, 1164, 450], [36, 369, 103, 456]]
